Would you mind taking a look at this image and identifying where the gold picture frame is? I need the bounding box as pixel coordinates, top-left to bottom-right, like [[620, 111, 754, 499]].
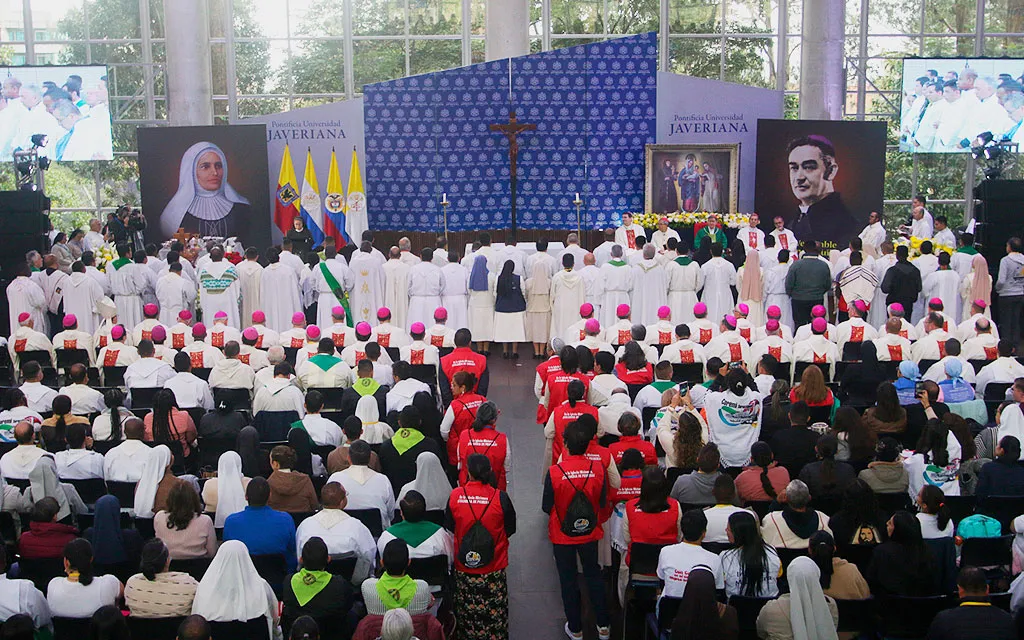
[[645, 143, 740, 215]]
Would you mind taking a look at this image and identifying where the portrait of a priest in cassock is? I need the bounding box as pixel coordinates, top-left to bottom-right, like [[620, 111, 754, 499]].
[[786, 134, 861, 251], [159, 141, 251, 240]]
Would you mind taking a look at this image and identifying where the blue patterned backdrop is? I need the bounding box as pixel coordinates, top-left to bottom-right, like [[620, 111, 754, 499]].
[[363, 32, 656, 232]]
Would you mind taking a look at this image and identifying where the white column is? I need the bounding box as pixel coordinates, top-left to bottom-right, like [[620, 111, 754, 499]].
[[485, 0, 529, 61], [799, 0, 845, 120], [164, 0, 214, 126]]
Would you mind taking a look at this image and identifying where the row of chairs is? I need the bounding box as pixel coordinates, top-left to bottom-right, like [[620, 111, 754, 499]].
[[50, 614, 269, 640]]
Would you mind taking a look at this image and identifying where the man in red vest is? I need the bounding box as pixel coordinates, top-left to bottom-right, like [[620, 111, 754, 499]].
[[542, 421, 610, 640], [439, 328, 488, 408]]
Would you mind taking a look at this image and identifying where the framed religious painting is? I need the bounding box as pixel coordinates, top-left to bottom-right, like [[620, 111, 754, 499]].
[[645, 143, 740, 215]]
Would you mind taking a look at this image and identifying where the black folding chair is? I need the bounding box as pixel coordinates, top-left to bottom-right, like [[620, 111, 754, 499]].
[[960, 534, 1013, 570], [251, 553, 288, 597], [835, 597, 875, 635], [837, 543, 877, 576], [345, 508, 385, 538], [130, 386, 162, 410], [644, 595, 681, 640], [252, 410, 300, 442], [198, 436, 236, 470], [875, 492, 912, 518], [793, 361, 830, 382], [105, 480, 137, 506], [874, 595, 956, 639], [968, 359, 990, 374], [408, 554, 450, 589], [126, 615, 186, 640], [977, 496, 1024, 533], [52, 616, 93, 639], [943, 494, 977, 526], [213, 387, 252, 411], [192, 367, 212, 381], [19, 556, 66, 594], [102, 365, 127, 387], [671, 363, 703, 384], [309, 387, 346, 410], [169, 557, 213, 581], [67, 478, 107, 505], [326, 554, 358, 581], [56, 348, 90, 372], [290, 511, 317, 528], [841, 341, 863, 361], [283, 347, 299, 366], [918, 359, 939, 374], [208, 618, 270, 640], [728, 595, 776, 638]]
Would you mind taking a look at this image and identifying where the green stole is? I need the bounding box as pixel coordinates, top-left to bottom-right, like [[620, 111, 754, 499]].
[[319, 262, 354, 327], [956, 247, 978, 255], [353, 377, 380, 397], [308, 353, 342, 372], [111, 257, 131, 271], [674, 256, 693, 266], [387, 519, 442, 547]]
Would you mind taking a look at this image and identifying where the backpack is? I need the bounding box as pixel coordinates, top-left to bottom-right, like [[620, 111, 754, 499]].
[[557, 462, 598, 537], [458, 489, 495, 569], [956, 514, 1001, 540]]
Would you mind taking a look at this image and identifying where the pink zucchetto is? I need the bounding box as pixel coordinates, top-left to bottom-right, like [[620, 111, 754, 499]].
[[355, 322, 372, 337], [853, 299, 868, 313], [214, 311, 228, 320], [410, 322, 426, 335], [17, 312, 30, 324], [306, 326, 321, 340], [580, 303, 594, 317], [973, 299, 987, 310], [377, 307, 391, 320], [179, 310, 193, 322], [62, 314, 77, 328], [766, 319, 780, 333], [291, 312, 306, 325], [928, 298, 943, 309], [811, 318, 828, 334], [192, 323, 207, 338], [584, 319, 601, 333], [151, 325, 166, 342], [693, 303, 707, 317], [766, 305, 781, 319], [616, 304, 630, 318], [434, 308, 448, 321], [736, 303, 749, 316], [143, 303, 158, 317], [811, 305, 826, 318], [657, 306, 671, 319], [331, 306, 345, 319], [888, 303, 905, 315], [242, 327, 259, 341], [111, 325, 126, 340], [723, 315, 738, 330], [251, 311, 265, 323]]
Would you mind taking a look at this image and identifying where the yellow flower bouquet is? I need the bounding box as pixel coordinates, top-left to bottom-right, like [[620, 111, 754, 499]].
[[630, 211, 752, 230], [895, 236, 955, 259], [95, 245, 117, 272]]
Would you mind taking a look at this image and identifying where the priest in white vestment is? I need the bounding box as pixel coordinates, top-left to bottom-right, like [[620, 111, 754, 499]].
[[737, 214, 766, 253], [132, 253, 158, 308], [383, 248, 411, 331], [549, 254, 587, 341], [406, 249, 445, 331], [259, 247, 302, 333], [439, 254, 469, 332], [921, 253, 963, 323], [155, 264, 197, 327], [630, 244, 668, 327], [9, 313, 55, 367], [60, 263, 104, 335], [108, 248, 147, 331], [858, 211, 886, 258], [7, 264, 48, 337], [699, 243, 737, 323], [236, 249, 264, 328], [665, 250, 703, 323], [599, 245, 634, 329], [869, 244, 898, 327], [310, 249, 355, 329], [53, 315, 97, 366], [349, 243, 386, 327], [196, 247, 241, 329], [577, 254, 604, 323], [614, 213, 647, 251], [769, 217, 799, 253]]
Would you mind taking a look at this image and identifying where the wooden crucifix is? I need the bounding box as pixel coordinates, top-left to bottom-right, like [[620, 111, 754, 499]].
[[490, 110, 536, 243]]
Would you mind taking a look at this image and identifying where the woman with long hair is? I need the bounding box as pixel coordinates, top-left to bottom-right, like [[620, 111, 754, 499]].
[[759, 379, 791, 442], [789, 365, 836, 419], [91, 388, 132, 442], [524, 261, 552, 358], [905, 419, 960, 498], [155, 481, 216, 560], [705, 368, 762, 468], [124, 538, 199, 618], [144, 389, 198, 458], [46, 538, 124, 618], [614, 341, 654, 385], [735, 441, 790, 503], [653, 388, 707, 469], [826, 479, 887, 545], [862, 382, 908, 436], [916, 484, 953, 538], [493, 259, 526, 359], [41, 394, 89, 453], [671, 567, 739, 640], [456, 400, 510, 490], [546, 378, 598, 465], [866, 510, 938, 597], [798, 433, 856, 501], [720, 511, 780, 598], [806, 531, 870, 600], [575, 345, 594, 377], [412, 390, 443, 445], [467, 254, 495, 355], [617, 467, 681, 603], [830, 406, 876, 464]]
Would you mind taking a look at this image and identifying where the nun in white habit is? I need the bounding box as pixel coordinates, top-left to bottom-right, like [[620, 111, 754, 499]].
[[192, 540, 281, 640], [213, 451, 247, 528], [355, 394, 394, 445], [133, 444, 172, 519], [396, 451, 453, 512], [160, 141, 251, 239], [756, 555, 839, 640]]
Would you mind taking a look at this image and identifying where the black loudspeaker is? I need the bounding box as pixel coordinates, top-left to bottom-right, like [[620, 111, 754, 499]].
[[974, 179, 1024, 283], [0, 191, 49, 235]]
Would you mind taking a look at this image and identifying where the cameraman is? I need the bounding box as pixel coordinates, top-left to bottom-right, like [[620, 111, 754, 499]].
[[127, 208, 146, 253]]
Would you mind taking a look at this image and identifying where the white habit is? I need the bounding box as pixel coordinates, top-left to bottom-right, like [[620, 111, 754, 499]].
[[699, 256, 737, 323], [259, 263, 301, 333]]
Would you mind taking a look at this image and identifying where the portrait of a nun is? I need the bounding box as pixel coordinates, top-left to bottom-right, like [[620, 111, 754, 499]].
[[160, 141, 251, 238]]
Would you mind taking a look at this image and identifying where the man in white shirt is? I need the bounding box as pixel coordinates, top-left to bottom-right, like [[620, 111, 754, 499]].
[[405, 248, 445, 331], [53, 314, 97, 367], [961, 317, 999, 361], [835, 300, 878, 358], [769, 216, 799, 254], [295, 482, 377, 583], [57, 364, 105, 415], [327, 441, 396, 532], [632, 362, 678, 413], [661, 324, 707, 365], [55, 422, 105, 480], [207, 341, 256, 395], [687, 302, 719, 346], [0, 545, 52, 631], [592, 228, 617, 267], [123, 340, 176, 397], [103, 418, 152, 482], [957, 300, 998, 343], [254, 347, 291, 393], [906, 196, 934, 239], [96, 324, 139, 368], [657, 509, 725, 599], [931, 215, 956, 250], [975, 340, 1024, 397], [377, 491, 454, 565], [296, 391, 344, 447], [83, 218, 105, 252], [858, 211, 886, 258], [699, 243, 737, 323], [253, 364, 306, 416], [0, 422, 51, 480], [385, 361, 431, 415], [921, 257, 962, 326], [18, 362, 57, 414], [921, 339, 977, 385], [132, 303, 164, 345], [704, 315, 750, 365], [207, 311, 242, 351], [794, 306, 837, 343], [935, 81, 974, 151], [614, 212, 646, 252], [296, 338, 352, 390], [558, 232, 589, 267], [238, 328, 271, 372], [371, 308, 411, 349], [911, 312, 952, 363], [8, 312, 55, 369], [164, 352, 215, 411], [599, 245, 635, 329], [649, 217, 682, 253]]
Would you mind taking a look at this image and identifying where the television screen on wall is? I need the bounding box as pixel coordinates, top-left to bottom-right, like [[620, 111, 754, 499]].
[[898, 58, 1023, 153], [0, 64, 112, 162]]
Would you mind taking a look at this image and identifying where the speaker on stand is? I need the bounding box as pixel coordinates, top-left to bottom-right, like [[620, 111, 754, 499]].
[[0, 190, 51, 336], [974, 180, 1024, 334]]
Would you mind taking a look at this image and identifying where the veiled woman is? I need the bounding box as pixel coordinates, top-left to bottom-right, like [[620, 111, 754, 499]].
[[160, 141, 251, 239]]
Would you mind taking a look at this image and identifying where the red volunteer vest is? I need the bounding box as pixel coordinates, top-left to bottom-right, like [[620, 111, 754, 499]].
[[625, 498, 681, 563], [441, 348, 487, 393], [612, 470, 643, 505], [447, 393, 486, 465], [548, 456, 606, 545], [608, 436, 658, 467], [457, 428, 509, 490], [550, 401, 600, 463], [545, 372, 591, 416], [449, 482, 509, 574]]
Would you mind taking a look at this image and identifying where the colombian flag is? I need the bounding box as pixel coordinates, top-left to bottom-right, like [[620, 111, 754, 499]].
[[299, 148, 326, 248], [324, 147, 349, 246], [345, 146, 368, 244], [274, 144, 300, 237]]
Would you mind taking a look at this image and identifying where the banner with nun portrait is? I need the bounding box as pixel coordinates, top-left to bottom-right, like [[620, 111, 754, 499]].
[[137, 124, 272, 249]]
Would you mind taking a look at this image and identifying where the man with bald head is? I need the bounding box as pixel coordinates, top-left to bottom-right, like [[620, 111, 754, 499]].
[[176, 615, 211, 640], [295, 481, 377, 582], [873, 316, 914, 362], [100, 416, 150, 481], [575, 252, 604, 323], [0, 422, 50, 480], [14, 83, 61, 154], [398, 237, 420, 266], [559, 232, 588, 267]]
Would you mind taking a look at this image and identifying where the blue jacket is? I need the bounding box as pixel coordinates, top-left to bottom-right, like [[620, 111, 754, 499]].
[[223, 505, 297, 572]]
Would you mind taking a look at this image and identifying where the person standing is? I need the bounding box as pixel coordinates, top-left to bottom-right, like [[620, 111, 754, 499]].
[[235, 248, 263, 327], [614, 213, 646, 252], [599, 245, 634, 329], [493, 260, 526, 360], [882, 245, 924, 323], [259, 247, 302, 333], [467, 255, 496, 356], [383, 247, 412, 331], [858, 211, 886, 258], [446, 454, 516, 640], [406, 248, 444, 331], [700, 243, 737, 323], [286, 216, 314, 257], [524, 261, 552, 359], [196, 246, 242, 329], [996, 237, 1024, 347], [542, 421, 610, 640], [630, 244, 668, 327], [785, 241, 831, 327], [549, 254, 587, 345]]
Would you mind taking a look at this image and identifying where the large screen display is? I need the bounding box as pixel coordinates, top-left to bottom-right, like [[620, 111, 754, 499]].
[[0, 65, 113, 162], [898, 58, 1023, 153]]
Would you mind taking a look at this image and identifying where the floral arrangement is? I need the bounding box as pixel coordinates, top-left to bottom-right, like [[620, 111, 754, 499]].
[[94, 245, 117, 272], [630, 211, 752, 230], [895, 236, 955, 259]]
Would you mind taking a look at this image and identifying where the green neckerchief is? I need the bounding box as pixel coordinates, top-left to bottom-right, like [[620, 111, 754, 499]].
[[650, 380, 677, 393], [957, 246, 978, 255], [319, 262, 354, 328], [111, 257, 131, 271], [309, 353, 342, 372], [391, 427, 425, 455], [289, 421, 316, 446], [291, 569, 332, 606], [387, 519, 442, 548], [674, 256, 693, 266], [607, 259, 627, 267], [353, 377, 380, 397], [375, 572, 417, 610]]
